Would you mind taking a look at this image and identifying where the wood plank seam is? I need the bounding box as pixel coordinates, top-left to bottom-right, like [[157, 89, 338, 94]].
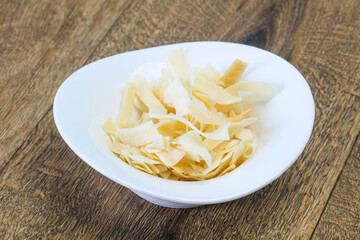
[[309, 131, 360, 239]]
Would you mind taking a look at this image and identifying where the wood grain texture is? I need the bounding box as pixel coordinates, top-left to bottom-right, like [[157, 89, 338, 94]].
[[0, 0, 79, 165], [0, 0, 359, 239], [0, 0, 132, 169], [0, 0, 77, 88], [312, 134, 360, 239], [87, 0, 246, 61], [221, 0, 360, 238]]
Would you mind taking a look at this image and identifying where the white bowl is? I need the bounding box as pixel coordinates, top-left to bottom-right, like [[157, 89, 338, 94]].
[[53, 41, 315, 208]]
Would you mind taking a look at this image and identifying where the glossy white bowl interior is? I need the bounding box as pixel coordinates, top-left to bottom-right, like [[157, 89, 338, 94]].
[[53, 41, 315, 208]]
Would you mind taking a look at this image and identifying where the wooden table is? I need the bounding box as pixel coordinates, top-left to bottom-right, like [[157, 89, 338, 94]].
[[1, 0, 359, 239]]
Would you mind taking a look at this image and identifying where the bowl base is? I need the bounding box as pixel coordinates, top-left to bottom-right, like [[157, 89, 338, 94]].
[[132, 190, 202, 208]]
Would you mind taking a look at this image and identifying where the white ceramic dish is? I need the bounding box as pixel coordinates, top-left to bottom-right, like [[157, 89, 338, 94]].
[[53, 41, 315, 208]]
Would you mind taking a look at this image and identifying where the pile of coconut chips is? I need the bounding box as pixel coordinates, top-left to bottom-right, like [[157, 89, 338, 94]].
[[103, 49, 274, 181]]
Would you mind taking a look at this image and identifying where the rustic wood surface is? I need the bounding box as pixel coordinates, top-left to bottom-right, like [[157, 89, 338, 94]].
[[0, 0, 359, 239]]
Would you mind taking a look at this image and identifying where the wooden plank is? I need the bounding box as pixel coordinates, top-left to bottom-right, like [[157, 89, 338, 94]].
[[0, 0, 359, 239], [0, 0, 133, 169], [312, 134, 360, 239]]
